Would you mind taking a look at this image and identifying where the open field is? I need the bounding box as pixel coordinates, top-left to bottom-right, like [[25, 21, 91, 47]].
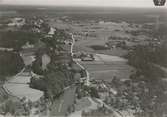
[[0, 5, 166, 117], [71, 20, 136, 81], [4, 72, 43, 102], [4, 83, 43, 102], [78, 54, 134, 81]]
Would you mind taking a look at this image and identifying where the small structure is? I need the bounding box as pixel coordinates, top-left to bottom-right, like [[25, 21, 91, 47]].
[[48, 27, 56, 35], [81, 53, 95, 61], [81, 57, 94, 61]]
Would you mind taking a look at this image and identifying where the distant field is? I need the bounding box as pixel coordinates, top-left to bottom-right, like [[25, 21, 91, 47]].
[[1, 6, 166, 23]]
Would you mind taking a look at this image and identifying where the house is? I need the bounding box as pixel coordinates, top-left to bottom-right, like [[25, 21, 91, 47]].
[[80, 53, 95, 61], [48, 27, 56, 35]]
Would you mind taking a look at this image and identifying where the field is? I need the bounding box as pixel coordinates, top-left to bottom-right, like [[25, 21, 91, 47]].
[[0, 5, 167, 117], [4, 73, 43, 102], [78, 54, 134, 81]]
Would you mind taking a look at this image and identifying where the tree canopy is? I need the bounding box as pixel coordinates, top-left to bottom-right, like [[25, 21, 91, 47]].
[[0, 51, 24, 80]]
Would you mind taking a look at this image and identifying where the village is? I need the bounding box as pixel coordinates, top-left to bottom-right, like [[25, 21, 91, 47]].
[[0, 6, 167, 117]]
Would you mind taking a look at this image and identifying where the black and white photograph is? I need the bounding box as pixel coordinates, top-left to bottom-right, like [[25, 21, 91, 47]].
[[0, 0, 167, 117]]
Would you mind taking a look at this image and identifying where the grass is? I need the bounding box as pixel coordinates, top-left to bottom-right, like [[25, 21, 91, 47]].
[[79, 54, 134, 81]]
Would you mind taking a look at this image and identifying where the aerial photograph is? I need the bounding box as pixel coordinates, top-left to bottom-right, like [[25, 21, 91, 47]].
[[0, 0, 166, 116]]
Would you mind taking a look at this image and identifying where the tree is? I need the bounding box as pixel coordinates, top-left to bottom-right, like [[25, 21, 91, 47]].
[[89, 87, 99, 98]]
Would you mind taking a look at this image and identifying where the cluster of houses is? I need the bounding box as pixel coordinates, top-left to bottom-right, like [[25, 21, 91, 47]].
[[7, 17, 25, 27], [105, 39, 126, 49], [73, 52, 95, 61], [105, 34, 161, 50]]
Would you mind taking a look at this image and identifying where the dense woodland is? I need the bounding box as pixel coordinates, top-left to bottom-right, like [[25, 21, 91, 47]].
[[126, 44, 167, 80], [123, 43, 167, 116], [0, 31, 40, 51], [0, 30, 41, 81], [0, 51, 24, 81]]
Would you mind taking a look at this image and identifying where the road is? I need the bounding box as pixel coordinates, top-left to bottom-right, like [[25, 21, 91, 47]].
[[71, 33, 90, 86], [71, 33, 75, 56]]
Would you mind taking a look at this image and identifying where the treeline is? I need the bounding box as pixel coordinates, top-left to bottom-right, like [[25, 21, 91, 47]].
[[0, 51, 24, 81], [0, 31, 41, 51], [126, 44, 167, 80]]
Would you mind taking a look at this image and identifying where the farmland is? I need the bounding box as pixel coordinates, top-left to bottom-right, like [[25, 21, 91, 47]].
[[78, 54, 134, 81], [0, 5, 166, 117]]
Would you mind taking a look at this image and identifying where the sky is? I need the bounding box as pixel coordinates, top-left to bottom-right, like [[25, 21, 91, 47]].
[[0, 0, 166, 7]]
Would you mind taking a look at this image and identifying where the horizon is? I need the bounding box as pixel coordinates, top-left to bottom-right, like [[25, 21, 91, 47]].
[[0, 4, 167, 9], [0, 0, 167, 8]]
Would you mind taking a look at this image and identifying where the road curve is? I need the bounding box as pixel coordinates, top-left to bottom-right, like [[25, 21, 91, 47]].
[[70, 33, 90, 86]]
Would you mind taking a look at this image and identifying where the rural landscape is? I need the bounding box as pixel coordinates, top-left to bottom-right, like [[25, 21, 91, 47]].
[[0, 5, 167, 117]]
